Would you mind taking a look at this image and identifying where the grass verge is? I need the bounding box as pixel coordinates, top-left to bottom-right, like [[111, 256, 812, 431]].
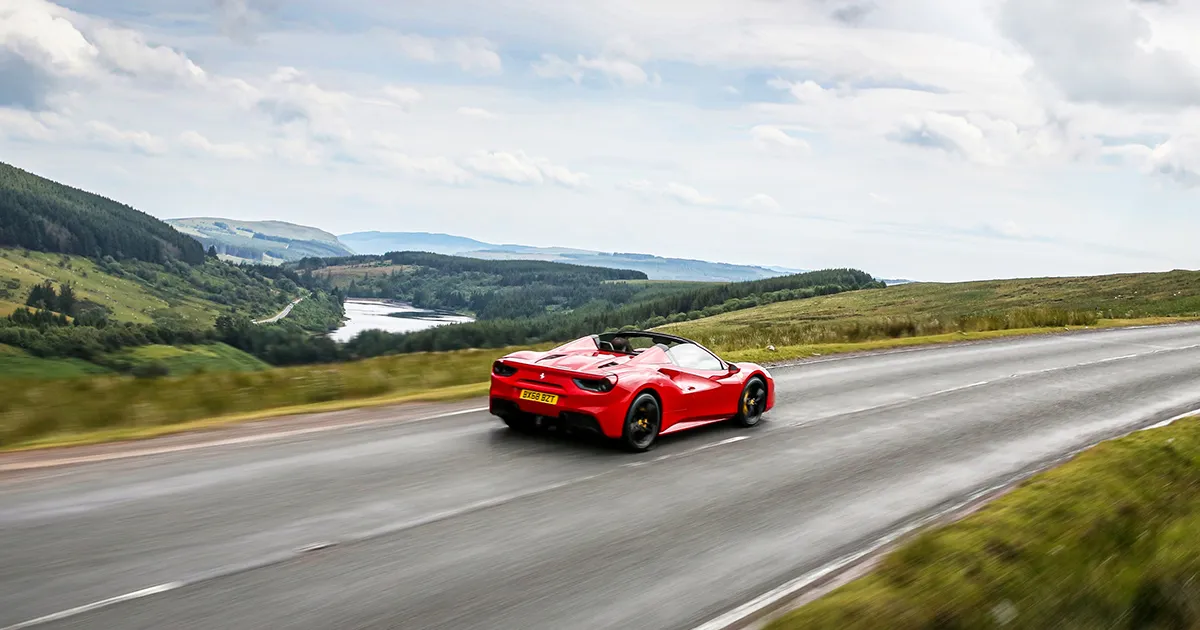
[[6, 382, 488, 452], [766, 416, 1200, 630], [0, 346, 512, 451], [721, 318, 1194, 365]]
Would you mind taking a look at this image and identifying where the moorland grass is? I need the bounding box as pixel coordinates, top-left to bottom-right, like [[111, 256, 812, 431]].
[[665, 270, 1200, 355], [767, 417, 1200, 630]]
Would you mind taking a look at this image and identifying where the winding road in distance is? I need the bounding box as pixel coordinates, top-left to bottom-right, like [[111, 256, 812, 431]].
[[4, 324, 1200, 630], [252, 296, 305, 325]]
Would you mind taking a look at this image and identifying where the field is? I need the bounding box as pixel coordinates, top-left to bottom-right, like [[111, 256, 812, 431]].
[[0, 344, 109, 379], [312, 262, 418, 284], [665, 271, 1200, 362], [102, 344, 270, 376], [767, 416, 1200, 629]]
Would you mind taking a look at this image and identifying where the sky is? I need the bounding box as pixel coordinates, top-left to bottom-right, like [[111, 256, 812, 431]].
[[1, 0, 1199, 282]]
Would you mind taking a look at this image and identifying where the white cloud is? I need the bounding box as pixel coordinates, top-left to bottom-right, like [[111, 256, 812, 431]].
[[464, 150, 587, 188], [577, 56, 655, 87], [85, 120, 166, 155], [395, 34, 502, 74], [533, 53, 657, 87], [625, 180, 718, 206], [890, 111, 1085, 167], [751, 125, 811, 153], [1145, 136, 1200, 187], [532, 54, 583, 83], [768, 78, 840, 104], [664, 182, 717, 206], [381, 86, 423, 111], [1001, 0, 1200, 107], [380, 152, 473, 185], [0, 0, 207, 110], [254, 66, 353, 141], [742, 193, 781, 212], [178, 130, 258, 160], [0, 108, 62, 141], [90, 26, 206, 85], [457, 106, 497, 120], [0, 0, 96, 76]]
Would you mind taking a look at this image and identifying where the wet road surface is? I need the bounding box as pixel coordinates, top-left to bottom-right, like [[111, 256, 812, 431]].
[[4, 324, 1200, 630]]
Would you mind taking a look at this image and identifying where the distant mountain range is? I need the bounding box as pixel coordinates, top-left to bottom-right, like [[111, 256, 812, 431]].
[[338, 231, 808, 283], [164, 219, 872, 283], [166, 218, 355, 264]]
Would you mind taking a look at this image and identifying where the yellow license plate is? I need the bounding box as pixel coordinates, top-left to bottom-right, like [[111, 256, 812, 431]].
[[519, 390, 559, 405]]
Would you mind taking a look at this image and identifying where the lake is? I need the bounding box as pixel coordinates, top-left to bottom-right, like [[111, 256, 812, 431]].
[[330, 299, 474, 343]]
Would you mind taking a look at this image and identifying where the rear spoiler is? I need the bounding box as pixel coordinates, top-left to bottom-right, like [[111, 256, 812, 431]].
[[496, 357, 611, 380]]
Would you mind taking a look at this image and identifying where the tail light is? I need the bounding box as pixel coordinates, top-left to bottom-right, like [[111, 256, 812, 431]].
[[573, 375, 617, 393], [492, 361, 517, 377]]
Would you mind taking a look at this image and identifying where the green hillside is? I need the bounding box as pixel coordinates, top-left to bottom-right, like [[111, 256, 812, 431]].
[[0, 249, 296, 327], [167, 217, 355, 264], [0, 163, 347, 378], [0, 162, 204, 264]]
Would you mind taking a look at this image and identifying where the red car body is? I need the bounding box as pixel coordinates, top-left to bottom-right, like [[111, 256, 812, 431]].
[[489, 331, 775, 449]]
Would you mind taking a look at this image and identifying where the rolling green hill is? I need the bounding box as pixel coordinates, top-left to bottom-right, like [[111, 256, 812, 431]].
[[0, 162, 204, 264], [167, 217, 355, 264]]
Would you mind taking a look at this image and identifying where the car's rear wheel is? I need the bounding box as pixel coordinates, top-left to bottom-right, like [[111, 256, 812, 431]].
[[620, 393, 661, 452], [733, 377, 767, 427]]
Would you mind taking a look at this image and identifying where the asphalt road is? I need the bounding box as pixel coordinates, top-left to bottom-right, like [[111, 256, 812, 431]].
[[5, 324, 1200, 630], [253, 296, 305, 325]]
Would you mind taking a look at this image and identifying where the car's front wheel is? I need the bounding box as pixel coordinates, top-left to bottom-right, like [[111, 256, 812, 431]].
[[620, 393, 661, 452], [733, 377, 767, 427]]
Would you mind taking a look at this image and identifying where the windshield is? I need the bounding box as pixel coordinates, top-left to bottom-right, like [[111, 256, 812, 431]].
[[667, 343, 724, 371]]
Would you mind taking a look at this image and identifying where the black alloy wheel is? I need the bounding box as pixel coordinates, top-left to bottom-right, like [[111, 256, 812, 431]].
[[733, 377, 767, 427], [620, 393, 661, 452]]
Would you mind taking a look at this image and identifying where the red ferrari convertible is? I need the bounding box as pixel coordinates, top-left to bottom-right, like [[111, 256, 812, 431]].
[[489, 331, 775, 451]]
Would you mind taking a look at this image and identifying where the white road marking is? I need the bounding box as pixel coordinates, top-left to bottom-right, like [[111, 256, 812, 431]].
[[0, 583, 183, 630], [0, 407, 490, 473]]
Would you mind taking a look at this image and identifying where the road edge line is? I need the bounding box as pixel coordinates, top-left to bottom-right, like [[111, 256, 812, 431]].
[[0, 583, 184, 630]]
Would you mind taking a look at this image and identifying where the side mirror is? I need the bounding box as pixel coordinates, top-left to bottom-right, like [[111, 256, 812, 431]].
[[726, 362, 741, 374]]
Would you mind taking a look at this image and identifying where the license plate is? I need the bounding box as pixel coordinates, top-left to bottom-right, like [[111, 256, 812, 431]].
[[519, 390, 559, 405]]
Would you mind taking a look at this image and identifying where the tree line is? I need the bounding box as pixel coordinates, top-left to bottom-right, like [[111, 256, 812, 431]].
[[339, 269, 883, 356], [0, 162, 205, 264], [298, 251, 650, 320]]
